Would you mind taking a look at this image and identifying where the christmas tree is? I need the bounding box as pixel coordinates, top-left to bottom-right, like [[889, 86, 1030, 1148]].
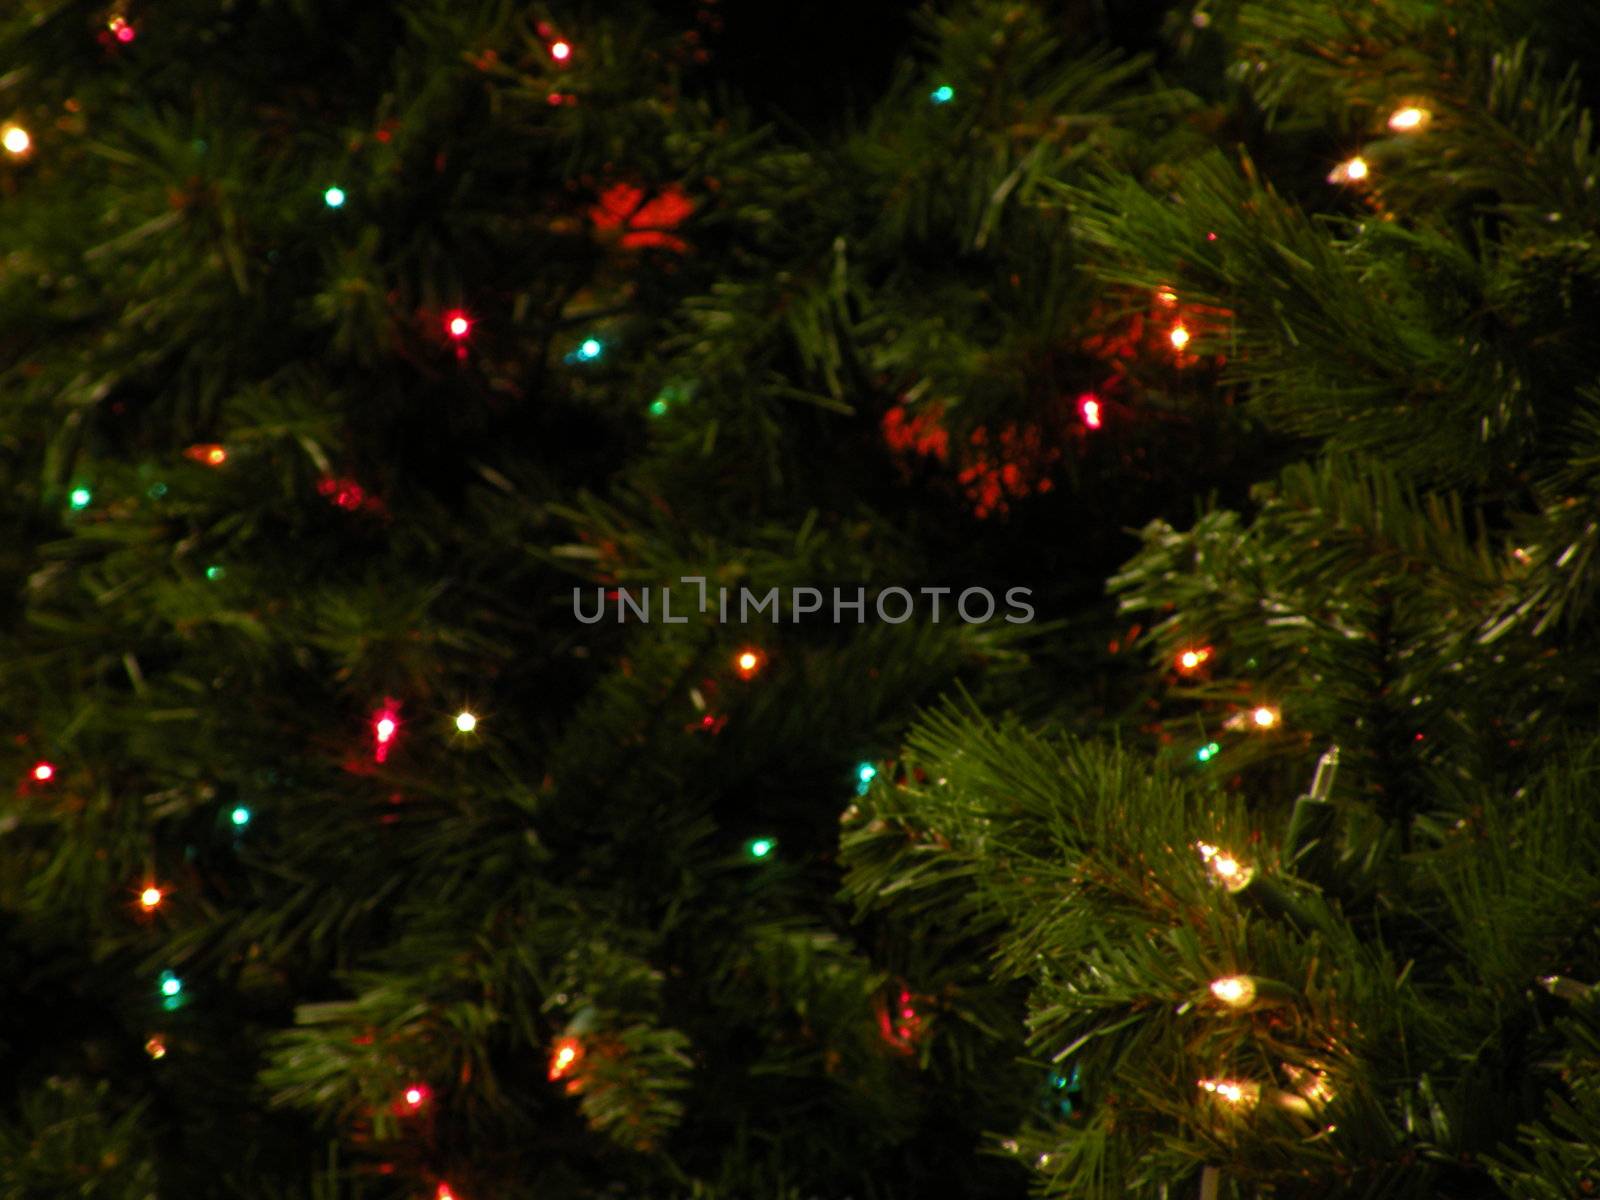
[[845, 0, 1600, 1196], [0, 1, 1249, 1196], [11, 0, 1600, 1196]]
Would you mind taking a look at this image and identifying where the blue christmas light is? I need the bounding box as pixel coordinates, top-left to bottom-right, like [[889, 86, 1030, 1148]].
[[1195, 741, 1221, 763], [230, 806, 252, 827], [323, 186, 346, 208], [930, 85, 955, 104], [576, 338, 603, 361]]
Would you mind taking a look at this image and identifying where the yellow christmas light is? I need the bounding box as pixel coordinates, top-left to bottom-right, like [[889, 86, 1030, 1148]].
[[1196, 841, 1255, 892], [1328, 156, 1369, 184], [2, 124, 30, 157], [454, 710, 478, 733], [1169, 324, 1191, 350], [1199, 1077, 1259, 1107], [1252, 706, 1279, 729], [1209, 975, 1256, 1007], [1387, 106, 1431, 132], [139, 886, 164, 911]]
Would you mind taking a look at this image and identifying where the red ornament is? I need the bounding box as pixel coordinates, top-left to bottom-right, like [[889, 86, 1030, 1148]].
[[875, 985, 929, 1054], [589, 183, 694, 252]]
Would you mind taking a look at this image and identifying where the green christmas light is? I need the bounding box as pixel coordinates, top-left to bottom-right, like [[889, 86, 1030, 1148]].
[[69, 487, 92, 510], [746, 837, 775, 859], [206, 565, 225, 581], [576, 337, 603, 361], [648, 398, 670, 417], [1195, 742, 1220, 763], [930, 85, 955, 104], [230, 806, 251, 827], [323, 186, 346, 208]]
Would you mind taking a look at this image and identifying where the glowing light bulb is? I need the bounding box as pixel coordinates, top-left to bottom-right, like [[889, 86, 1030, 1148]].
[[1156, 287, 1178, 305], [445, 311, 471, 339], [1169, 324, 1191, 350], [230, 806, 252, 827], [69, 487, 92, 510], [1177, 646, 1212, 673], [1210, 976, 1256, 1007], [436, 1186, 457, 1200], [1199, 1078, 1259, 1106], [32, 761, 54, 782], [1329, 156, 1369, 184], [1196, 841, 1255, 891], [185, 443, 228, 466], [323, 186, 346, 208], [2, 125, 31, 156], [857, 763, 877, 784], [746, 837, 775, 859], [1387, 106, 1430, 132], [206, 565, 225, 581], [109, 16, 135, 42], [404, 1086, 425, 1107], [373, 705, 400, 763], [1077, 393, 1102, 430], [550, 40, 571, 61], [649, 397, 669, 416], [145, 1036, 167, 1059], [575, 337, 603, 361], [734, 648, 764, 678], [140, 886, 164, 910], [159, 971, 182, 997], [1252, 706, 1279, 729], [930, 85, 954, 104], [1195, 741, 1220, 762], [548, 1036, 582, 1080], [454, 710, 478, 733]]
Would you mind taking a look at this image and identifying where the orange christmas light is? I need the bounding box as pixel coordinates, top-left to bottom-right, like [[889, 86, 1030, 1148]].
[[548, 1036, 583, 1081], [185, 443, 228, 466]]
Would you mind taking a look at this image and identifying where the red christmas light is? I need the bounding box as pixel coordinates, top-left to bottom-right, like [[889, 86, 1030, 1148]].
[[445, 311, 471, 340], [31, 761, 54, 782], [549, 40, 572, 62], [396, 1083, 431, 1113], [110, 16, 135, 42], [373, 704, 401, 763], [1176, 646, 1213, 674], [1077, 393, 1103, 430], [734, 648, 764, 678]]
